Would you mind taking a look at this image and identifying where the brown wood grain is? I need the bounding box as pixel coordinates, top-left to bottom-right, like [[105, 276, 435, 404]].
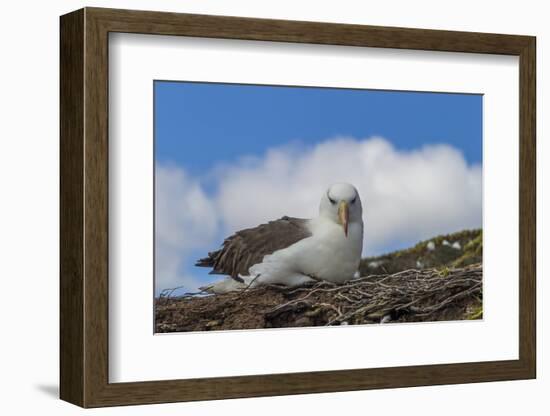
[[59, 8, 84, 406], [518, 38, 537, 376], [59, 7, 537, 408]]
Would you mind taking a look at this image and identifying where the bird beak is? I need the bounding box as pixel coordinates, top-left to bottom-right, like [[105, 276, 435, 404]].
[[338, 201, 349, 237]]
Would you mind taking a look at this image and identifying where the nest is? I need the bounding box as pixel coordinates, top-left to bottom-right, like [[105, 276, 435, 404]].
[[155, 264, 482, 332]]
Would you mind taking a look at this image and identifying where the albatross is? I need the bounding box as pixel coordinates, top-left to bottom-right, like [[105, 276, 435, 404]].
[[196, 183, 364, 293]]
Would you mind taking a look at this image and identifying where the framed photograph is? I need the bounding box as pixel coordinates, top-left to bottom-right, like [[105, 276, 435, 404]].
[[60, 7, 536, 408]]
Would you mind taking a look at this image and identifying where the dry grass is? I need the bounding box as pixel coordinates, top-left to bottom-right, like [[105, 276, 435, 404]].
[[155, 263, 482, 333]]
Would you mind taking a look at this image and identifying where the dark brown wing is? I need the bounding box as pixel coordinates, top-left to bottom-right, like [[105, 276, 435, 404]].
[[195, 216, 311, 280]]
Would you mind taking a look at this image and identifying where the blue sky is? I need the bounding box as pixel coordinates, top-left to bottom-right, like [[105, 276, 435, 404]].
[[155, 81, 482, 172], [154, 81, 482, 294]]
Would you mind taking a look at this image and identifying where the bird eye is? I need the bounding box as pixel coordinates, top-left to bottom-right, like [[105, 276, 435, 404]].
[[351, 196, 357, 204], [327, 194, 337, 205]]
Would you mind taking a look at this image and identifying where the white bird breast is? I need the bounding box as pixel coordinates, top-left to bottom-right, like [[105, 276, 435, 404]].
[[247, 217, 364, 286]]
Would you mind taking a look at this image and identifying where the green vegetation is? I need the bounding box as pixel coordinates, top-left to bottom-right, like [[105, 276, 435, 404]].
[[468, 305, 483, 320], [359, 229, 482, 276], [453, 231, 483, 268]]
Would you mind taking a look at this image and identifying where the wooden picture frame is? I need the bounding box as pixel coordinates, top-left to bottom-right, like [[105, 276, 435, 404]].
[[60, 7, 536, 408]]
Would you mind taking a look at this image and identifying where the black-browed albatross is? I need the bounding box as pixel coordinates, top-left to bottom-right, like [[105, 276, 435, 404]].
[[196, 183, 364, 293]]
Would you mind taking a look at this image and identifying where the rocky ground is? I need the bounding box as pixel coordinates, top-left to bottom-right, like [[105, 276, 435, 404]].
[[155, 229, 482, 333]]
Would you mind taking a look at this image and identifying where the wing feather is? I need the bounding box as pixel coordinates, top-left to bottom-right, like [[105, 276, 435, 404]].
[[195, 216, 311, 280]]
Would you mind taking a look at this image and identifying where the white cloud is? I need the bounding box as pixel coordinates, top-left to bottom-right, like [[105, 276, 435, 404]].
[[156, 136, 482, 292], [215, 137, 482, 254], [155, 164, 218, 293]]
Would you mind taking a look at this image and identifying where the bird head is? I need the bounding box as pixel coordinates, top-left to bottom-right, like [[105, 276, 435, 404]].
[[319, 183, 363, 237]]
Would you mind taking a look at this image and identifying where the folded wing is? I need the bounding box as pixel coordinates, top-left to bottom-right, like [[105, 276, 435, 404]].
[[195, 216, 311, 281]]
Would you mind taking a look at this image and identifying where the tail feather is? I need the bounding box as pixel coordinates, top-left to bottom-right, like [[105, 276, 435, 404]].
[[195, 257, 212, 267], [195, 251, 219, 268]]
